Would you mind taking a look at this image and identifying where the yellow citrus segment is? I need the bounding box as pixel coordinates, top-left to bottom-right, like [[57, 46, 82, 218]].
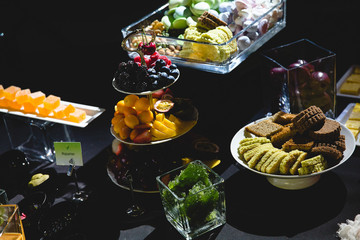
[[153, 120, 176, 137], [150, 127, 169, 139], [162, 117, 177, 131], [155, 113, 165, 122]]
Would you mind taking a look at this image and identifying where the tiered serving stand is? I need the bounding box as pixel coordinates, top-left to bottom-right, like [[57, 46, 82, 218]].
[[107, 30, 198, 195]]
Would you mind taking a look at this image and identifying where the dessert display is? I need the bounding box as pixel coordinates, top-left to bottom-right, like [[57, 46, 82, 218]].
[[0, 85, 87, 123], [122, 0, 286, 73], [237, 106, 347, 176], [108, 28, 199, 193]]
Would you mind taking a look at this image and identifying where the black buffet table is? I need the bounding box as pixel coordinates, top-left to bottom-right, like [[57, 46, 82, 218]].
[[1, 0, 360, 239]]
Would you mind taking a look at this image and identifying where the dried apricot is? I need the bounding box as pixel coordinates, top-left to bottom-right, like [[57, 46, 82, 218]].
[[124, 94, 139, 107], [138, 110, 153, 124], [124, 114, 139, 129], [123, 106, 137, 116], [116, 100, 126, 113], [119, 125, 131, 140], [134, 97, 150, 112]]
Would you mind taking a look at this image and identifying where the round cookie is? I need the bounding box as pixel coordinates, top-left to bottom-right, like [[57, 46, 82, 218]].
[[308, 119, 341, 141], [291, 106, 326, 134], [310, 145, 343, 166]]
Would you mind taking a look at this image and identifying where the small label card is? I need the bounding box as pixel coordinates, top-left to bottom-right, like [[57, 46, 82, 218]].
[[54, 142, 83, 166]]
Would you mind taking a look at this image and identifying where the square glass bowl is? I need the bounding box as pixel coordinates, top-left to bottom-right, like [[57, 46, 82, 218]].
[[0, 205, 26, 240], [262, 39, 336, 118], [156, 160, 226, 239], [121, 1, 286, 74]]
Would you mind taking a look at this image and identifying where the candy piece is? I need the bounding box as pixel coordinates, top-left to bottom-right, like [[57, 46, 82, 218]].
[[237, 36, 251, 50], [37, 103, 52, 116], [64, 104, 76, 116], [22, 102, 37, 113], [7, 100, 22, 110], [0, 97, 8, 108], [15, 89, 31, 104], [29, 91, 45, 106], [53, 105, 67, 119], [43, 95, 60, 110], [68, 109, 86, 123], [53, 104, 75, 119], [4, 86, 21, 100]]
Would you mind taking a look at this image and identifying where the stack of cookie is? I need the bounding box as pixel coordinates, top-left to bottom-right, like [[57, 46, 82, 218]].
[[241, 105, 346, 175]]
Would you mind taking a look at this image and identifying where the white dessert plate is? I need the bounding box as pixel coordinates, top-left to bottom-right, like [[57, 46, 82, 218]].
[[230, 117, 356, 190], [0, 100, 105, 128]]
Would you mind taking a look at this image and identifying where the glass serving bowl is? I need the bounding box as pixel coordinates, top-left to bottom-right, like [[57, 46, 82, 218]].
[[156, 160, 226, 239], [121, 0, 286, 74]]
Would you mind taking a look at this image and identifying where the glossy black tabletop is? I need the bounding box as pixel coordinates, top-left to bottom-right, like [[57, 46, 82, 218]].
[[1, 0, 360, 239]]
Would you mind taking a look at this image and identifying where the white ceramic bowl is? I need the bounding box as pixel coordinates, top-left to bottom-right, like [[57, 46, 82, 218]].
[[230, 117, 356, 190]]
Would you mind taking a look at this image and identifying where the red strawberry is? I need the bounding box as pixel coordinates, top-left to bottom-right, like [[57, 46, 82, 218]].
[[133, 130, 152, 143]]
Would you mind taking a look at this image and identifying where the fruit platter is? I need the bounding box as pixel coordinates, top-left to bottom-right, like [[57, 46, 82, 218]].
[[121, 0, 286, 74], [230, 106, 356, 190], [110, 91, 198, 145]]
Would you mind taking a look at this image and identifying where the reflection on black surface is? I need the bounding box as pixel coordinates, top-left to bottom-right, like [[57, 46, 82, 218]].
[[0, 149, 30, 198], [225, 169, 347, 237]]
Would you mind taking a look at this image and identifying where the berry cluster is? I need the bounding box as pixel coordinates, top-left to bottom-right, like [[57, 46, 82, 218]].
[[113, 52, 179, 93]]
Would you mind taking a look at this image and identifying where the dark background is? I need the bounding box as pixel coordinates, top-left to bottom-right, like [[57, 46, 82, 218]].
[[1, 0, 360, 239], [1, 0, 359, 157]]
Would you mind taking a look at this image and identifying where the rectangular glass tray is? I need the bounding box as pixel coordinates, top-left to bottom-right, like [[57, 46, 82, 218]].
[[0, 100, 105, 128], [121, 1, 286, 74]]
